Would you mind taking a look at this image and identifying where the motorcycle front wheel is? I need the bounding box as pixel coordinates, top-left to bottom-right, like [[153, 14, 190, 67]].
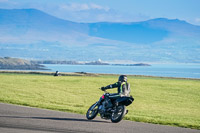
[[111, 105, 126, 123], [86, 102, 98, 120]]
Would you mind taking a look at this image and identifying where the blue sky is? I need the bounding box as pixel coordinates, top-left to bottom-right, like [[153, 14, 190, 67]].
[[0, 0, 200, 25]]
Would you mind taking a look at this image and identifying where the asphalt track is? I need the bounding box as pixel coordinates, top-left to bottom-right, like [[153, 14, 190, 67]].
[[0, 103, 199, 133]]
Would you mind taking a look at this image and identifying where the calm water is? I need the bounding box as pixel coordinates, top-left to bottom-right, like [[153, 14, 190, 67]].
[[43, 64, 200, 79]]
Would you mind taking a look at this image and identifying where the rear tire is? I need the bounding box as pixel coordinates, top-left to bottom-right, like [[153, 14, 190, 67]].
[[86, 102, 98, 120], [111, 105, 126, 123]]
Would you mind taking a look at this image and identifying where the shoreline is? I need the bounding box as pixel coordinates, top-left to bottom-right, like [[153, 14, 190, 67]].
[[0, 70, 199, 80]]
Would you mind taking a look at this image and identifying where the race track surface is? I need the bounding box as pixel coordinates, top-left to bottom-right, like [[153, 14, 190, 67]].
[[0, 103, 199, 133]]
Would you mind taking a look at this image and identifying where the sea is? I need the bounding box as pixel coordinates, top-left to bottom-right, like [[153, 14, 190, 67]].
[[43, 64, 200, 79]]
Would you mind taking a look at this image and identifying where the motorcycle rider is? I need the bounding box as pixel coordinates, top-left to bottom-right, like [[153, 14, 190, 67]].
[[86, 75, 133, 121], [100, 75, 131, 102]]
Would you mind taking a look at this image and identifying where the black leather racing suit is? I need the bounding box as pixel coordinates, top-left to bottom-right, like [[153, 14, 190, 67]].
[[104, 81, 130, 100]]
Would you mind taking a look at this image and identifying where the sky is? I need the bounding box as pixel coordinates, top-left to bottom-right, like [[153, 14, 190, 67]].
[[0, 0, 200, 25]]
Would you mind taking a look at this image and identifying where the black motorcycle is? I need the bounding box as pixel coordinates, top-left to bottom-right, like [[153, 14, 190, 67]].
[[86, 89, 134, 123]]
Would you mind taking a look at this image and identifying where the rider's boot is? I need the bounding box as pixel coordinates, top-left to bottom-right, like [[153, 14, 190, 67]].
[[125, 109, 128, 114]]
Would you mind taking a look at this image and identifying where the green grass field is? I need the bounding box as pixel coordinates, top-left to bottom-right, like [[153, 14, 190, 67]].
[[0, 73, 199, 129]]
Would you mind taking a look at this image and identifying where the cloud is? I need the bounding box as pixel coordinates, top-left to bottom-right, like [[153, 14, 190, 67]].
[[90, 3, 110, 11], [195, 18, 200, 23], [0, 0, 8, 2], [0, 0, 17, 8], [59, 3, 110, 12], [53, 3, 149, 23], [0, 1, 149, 23]]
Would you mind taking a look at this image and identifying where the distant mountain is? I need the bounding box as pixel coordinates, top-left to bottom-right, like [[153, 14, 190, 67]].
[[88, 18, 200, 44], [0, 9, 88, 44], [0, 8, 200, 63]]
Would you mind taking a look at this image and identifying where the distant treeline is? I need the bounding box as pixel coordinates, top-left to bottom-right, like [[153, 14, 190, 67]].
[[112, 63, 151, 66], [0, 57, 150, 71], [32, 60, 150, 66], [31, 60, 80, 65], [31, 60, 109, 65]]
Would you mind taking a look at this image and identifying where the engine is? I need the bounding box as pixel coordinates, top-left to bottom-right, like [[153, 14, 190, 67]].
[[98, 100, 113, 119]]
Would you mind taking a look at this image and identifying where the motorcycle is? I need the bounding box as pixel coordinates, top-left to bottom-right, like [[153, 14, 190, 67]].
[[86, 89, 134, 123]]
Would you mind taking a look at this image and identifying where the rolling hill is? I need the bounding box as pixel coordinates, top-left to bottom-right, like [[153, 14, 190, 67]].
[[0, 57, 46, 70]]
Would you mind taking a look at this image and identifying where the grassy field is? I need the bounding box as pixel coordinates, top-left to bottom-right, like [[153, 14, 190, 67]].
[[0, 73, 199, 129]]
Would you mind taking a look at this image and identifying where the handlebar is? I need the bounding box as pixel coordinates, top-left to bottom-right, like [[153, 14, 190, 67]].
[[99, 88, 109, 93]]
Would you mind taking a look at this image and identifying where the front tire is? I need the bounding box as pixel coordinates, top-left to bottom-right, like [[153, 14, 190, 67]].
[[86, 102, 98, 120], [111, 105, 126, 123]]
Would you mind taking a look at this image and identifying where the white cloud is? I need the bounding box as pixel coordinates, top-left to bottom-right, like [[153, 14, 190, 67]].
[[0, 0, 8, 2], [0, 0, 17, 8], [0, 1, 149, 23], [195, 18, 200, 23], [53, 3, 149, 23], [59, 3, 110, 12], [90, 3, 110, 11]]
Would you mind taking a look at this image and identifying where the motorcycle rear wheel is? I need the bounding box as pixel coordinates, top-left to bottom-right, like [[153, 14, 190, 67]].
[[111, 105, 126, 123], [86, 102, 98, 120]]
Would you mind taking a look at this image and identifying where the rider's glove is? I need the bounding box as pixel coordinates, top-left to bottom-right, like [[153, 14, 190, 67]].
[[101, 87, 106, 91]]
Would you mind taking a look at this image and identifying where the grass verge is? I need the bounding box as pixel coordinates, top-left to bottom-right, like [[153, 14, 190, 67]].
[[0, 73, 199, 129]]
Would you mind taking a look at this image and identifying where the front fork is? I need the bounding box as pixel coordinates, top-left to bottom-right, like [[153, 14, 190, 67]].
[[91, 97, 103, 110]]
